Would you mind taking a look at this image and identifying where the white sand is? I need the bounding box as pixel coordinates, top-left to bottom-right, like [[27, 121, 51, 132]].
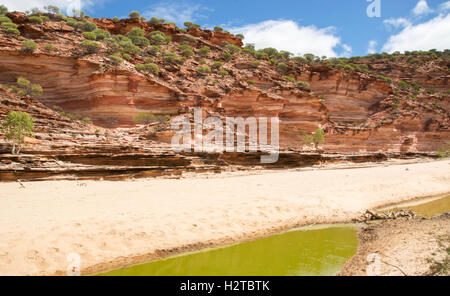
[[0, 160, 449, 275]]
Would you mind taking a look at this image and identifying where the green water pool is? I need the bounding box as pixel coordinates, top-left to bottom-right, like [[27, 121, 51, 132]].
[[98, 225, 359, 276]]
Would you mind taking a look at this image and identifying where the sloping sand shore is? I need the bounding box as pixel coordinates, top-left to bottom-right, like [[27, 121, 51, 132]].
[[339, 215, 450, 276], [0, 160, 449, 275]]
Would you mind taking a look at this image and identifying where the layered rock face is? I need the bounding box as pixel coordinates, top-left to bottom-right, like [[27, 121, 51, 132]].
[[0, 13, 448, 180]]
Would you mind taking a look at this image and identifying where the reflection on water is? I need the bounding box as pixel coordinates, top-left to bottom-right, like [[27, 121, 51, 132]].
[[99, 226, 358, 276]]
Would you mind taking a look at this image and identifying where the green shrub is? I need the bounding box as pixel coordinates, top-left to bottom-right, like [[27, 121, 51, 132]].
[[122, 53, 131, 60], [247, 80, 255, 85], [163, 52, 183, 65], [16, 77, 43, 97], [303, 128, 325, 149], [214, 26, 223, 32], [145, 45, 160, 56], [82, 31, 96, 40], [129, 11, 141, 19], [222, 52, 233, 61], [196, 66, 211, 74], [181, 48, 194, 57], [262, 47, 279, 58], [279, 51, 292, 60], [436, 144, 450, 158], [21, 40, 38, 53], [217, 70, 228, 76], [109, 55, 124, 65], [212, 61, 224, 69], [376, 75, 393, 84], [44, 44, 54, 51], [225, 43, 240, 54], [93, 29, 110, 41], [0, 16, 12, 23], [113, 17, 119, 21], [198, 46, 211, 57], [0, 111, 34, 154], [254, 51, 268, 60], [149, 17, 165, 25], [134, 113, 170, 125], [292, 57, 307, 64], [251, 61, 261, 68], [396, 81, 409, 90], [40, 16, 50, 22], [80, 40, 100, 54], [31, 84, 43, 96], [235, 34, 244, 40], [65, 18, 81, 29], [29, 16, 43, 24], [277, 62, 288, 73], [344, 64, 354, 71], [184, 21, 200, 29], [6, 27, 20, 35], [135, 63, 159, 75], [80, 21, 97, 32], [296, 81, 310, 89], [127, 27, 145, 37], [181, 34, 196, 44], [150, 31, 168, 45], [81, 117, 93, 124], [120, 40, 141, 55], [284, 76, 295, 83], [0, 5, 8, 16], [1, 22, 17, 29]]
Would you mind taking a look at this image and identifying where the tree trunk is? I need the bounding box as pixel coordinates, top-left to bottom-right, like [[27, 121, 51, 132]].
[[11, 144, 16, 155]]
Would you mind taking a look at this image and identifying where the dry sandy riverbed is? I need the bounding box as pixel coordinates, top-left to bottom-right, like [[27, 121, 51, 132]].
[[0, 159, 449, 275]]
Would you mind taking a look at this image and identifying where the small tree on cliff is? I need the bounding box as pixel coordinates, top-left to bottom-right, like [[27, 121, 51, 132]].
[[16, 78, 43, 97], [0, 5, 8, 16], [302, 128, 325, 150], [1, 111, 34, 154], [128, 11, 141, 19]]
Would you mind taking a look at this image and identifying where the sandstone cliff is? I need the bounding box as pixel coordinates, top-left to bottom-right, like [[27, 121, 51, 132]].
[[0, 12, 448, 180]]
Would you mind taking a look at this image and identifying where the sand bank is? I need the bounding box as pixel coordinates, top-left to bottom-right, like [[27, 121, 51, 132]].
[[0, 159, 449, 275], [339, 215, 450, 276]]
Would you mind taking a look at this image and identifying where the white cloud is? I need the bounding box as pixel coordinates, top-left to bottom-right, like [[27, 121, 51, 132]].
[[230, 20, 348, 57], [383, 18, 412, 30], [382, 13, 450, 53], [341, 44, 352, 57], [367, 40, 378, 54], [412, 0, 433, 16], [1, 0, 101, 15], [439, 1, 450, 11], [143, 2, 210, 25]]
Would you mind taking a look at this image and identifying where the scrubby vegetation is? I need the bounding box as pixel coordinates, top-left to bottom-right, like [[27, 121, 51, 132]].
[[134, 113, 170, 126], [80, 40, 100, 54], [21, 40, 37, 53], [14, 78, 43, 97], [0, 111, 34, 154], [0, 7, 447, 138], [302, 128, 325, 149], [135, 63, 159, 75]]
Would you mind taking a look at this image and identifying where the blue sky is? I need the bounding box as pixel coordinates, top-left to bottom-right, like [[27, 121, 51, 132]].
[[3, 0, 450, 57]]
